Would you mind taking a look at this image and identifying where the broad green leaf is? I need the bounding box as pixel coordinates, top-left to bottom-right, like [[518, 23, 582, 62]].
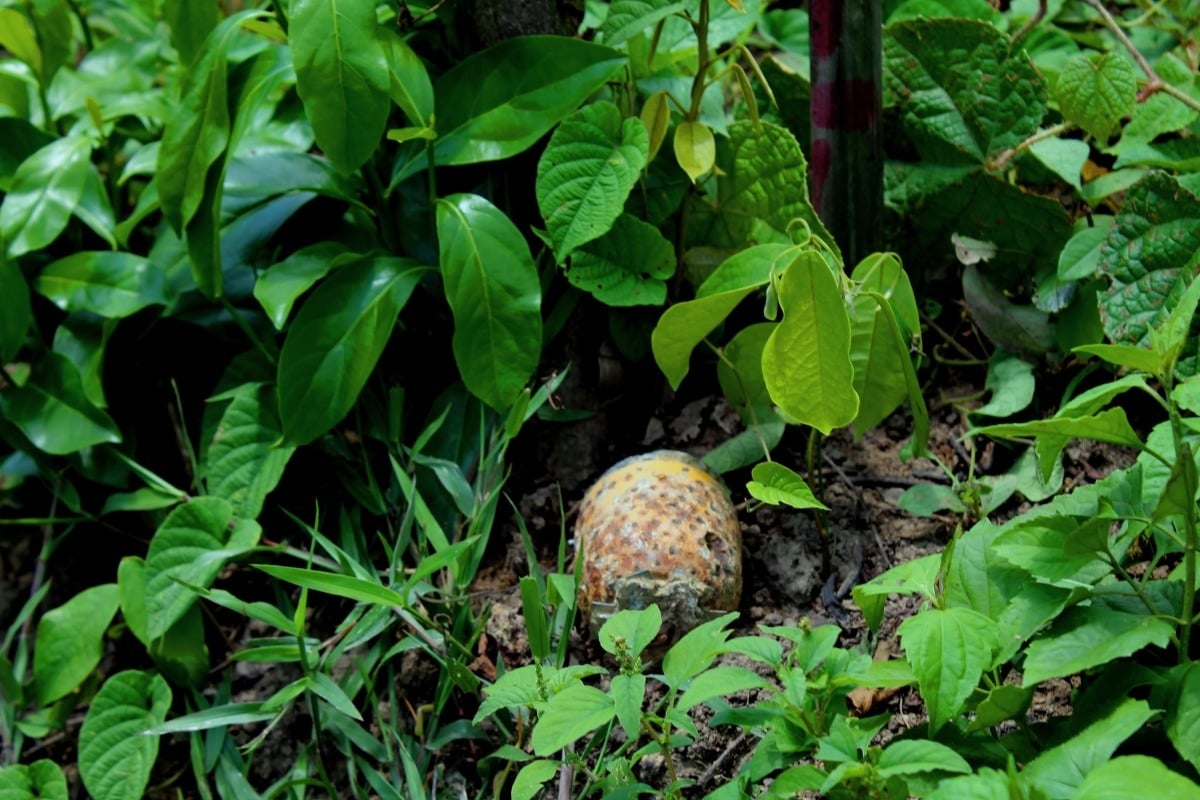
[[599, 605, 662, 658], [117, 557, 209, 688], [610, 673, 645, 740], [536, 101, 648, 263], [530, 683, 615, 755], [676, 665, 769, 711], [157, 12, 255, 232], [566, 213, 675, 305], [0, 255, 31, 362], [852, 553, 941, 631], [33, 583, 119, 705], [77, 671, 171, 800], [849, 252, 920, 436], [884, 18, 1045, 163], [702, 121, 833, 251], [877, 739, 970, 777], [962, 264, 1057, 357], [382, 29, 432, 125], [674, 120, 715, 182], [73, 167, 116, 248], [204, 383, 295, 519], [512, 761, 559, 800], [1023, 699, 1154, 799], [1096, 172, 1200, 370], [602, 0, 688, 46], [35, 252, 165, 318], [1074, 756, 1200, 800], [277, 257, 428, 445], [966, 684, 1033, 732], [0, 352, 121, 454], [222, 152, 355, 217], [163, 0, 218, 66], [1056, 52, 1137, 143], [716, 322, 777, 419], [973, 354, 1034, 418], [1074, 343, 1162, 374], [763, 250, 859, 434], [926, 768, 1023, 800], [1058, 216, 1115, 281], [746, 461, 828, 510], [897, 606, 999, 733], [0, 760, 67, 800], [436, 194, 542, 411], [290, 0, 389, 173], [144, 497, 261, 640], [392, 36, 624, 184], [472, 663, 607, 722], [1021, 603, 1174, 686], [0, 135, 91, 258], [992, 516, 1111, 583], [1166, 663, 1200, 772], [1027, 136, 1088, 192], [652, 244, 788, 388], [662, 612, 739, 689], [253, 242, 350, 329]]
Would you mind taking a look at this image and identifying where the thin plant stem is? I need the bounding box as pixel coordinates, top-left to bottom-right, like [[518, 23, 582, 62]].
[[989, 121, 1076, 172]]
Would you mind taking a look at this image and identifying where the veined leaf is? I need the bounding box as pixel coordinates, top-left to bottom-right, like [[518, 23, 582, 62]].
[[898, 606, 999, 734], [77, 671, 172, 800], [602, 0, 688, 45], [0, 760, 67, 800], [849, 252, 920, 436], [204, 383, 295, 520], [746, 461, 827, 510], [33, 583, 120, 705], [277, 257, 428, 445], [35, 252, 166, 318], [1056, 52, 1137, 143], [536, 101, 648, 263], [382, 28, 432, 125], [530, 683, 615, 755], [0, 135, 92, 258], [763, 250, 859, 433], [290, 0, 389, 172], [436, 194, 543, 412], [674, 120, 715, 182], [1021, 603, 1173, 686], [566, 213, 675, 306], [0, 352, 121, 454]]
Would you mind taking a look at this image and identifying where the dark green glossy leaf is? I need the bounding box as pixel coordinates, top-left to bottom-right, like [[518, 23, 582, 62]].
[[382, 29, 432, 125], [164, 0, 219, 66], [566, 213, 674, 306], [278, 257, 428, 445], [290, 0, 389, 172], [0, 352, 121, 454], [393, 36, 624, 184], [436, 194, 542, 412], [35, 252, 166, 318], [253, 242, 351, 329], [0, 254, 31, 362], [0, 135, 92, 257]]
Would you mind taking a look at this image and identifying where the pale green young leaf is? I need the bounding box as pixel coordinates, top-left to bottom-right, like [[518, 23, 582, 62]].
[[1057, 216, 1115, 281], [77, 671, 172, 800], [746, 461, 828, 510], [536, 101, 648, 263], [512, 761, 560, 800], [599, 605, 662, 657], [897, 606, 999, 733], [651, 244, 787, 388], [0, 352, 121, 454], [1073, 343, 1162, 375], [973, 354, 1034, 418], [145, 497, 261, 640], [0, 135, 91, 258], [1027, 136, 1088, 192], [277, 257, 428, 445], [1021, 604, 1173, 686], [877, 739, 970, 777], [290, 0, 389, 172], [530, 683, 615, 755], [436, 194, 542, 411], [0, 8, 41, 76], [763, 250, 859, 434], [1056, 52, 1137, 142], [35, 252, 165, 318], [674, 120, 715, 183], [849, 252, 920, 436], [0, 760, 67, 800], [566, 213, 675, 305], [640, 91, 671, 162], [204, 383, 295, 519], [33, 583, 119, 705]]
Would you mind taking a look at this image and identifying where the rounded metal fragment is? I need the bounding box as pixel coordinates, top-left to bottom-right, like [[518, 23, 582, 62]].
[[575, 450, 742, 642]]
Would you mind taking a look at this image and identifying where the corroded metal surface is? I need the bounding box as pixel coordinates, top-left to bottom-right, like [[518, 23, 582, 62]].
[[575, 450, 742, 640]]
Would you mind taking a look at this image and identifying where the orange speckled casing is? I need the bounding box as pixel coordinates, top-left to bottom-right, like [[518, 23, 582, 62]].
[[574, 450, 742, 638]]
